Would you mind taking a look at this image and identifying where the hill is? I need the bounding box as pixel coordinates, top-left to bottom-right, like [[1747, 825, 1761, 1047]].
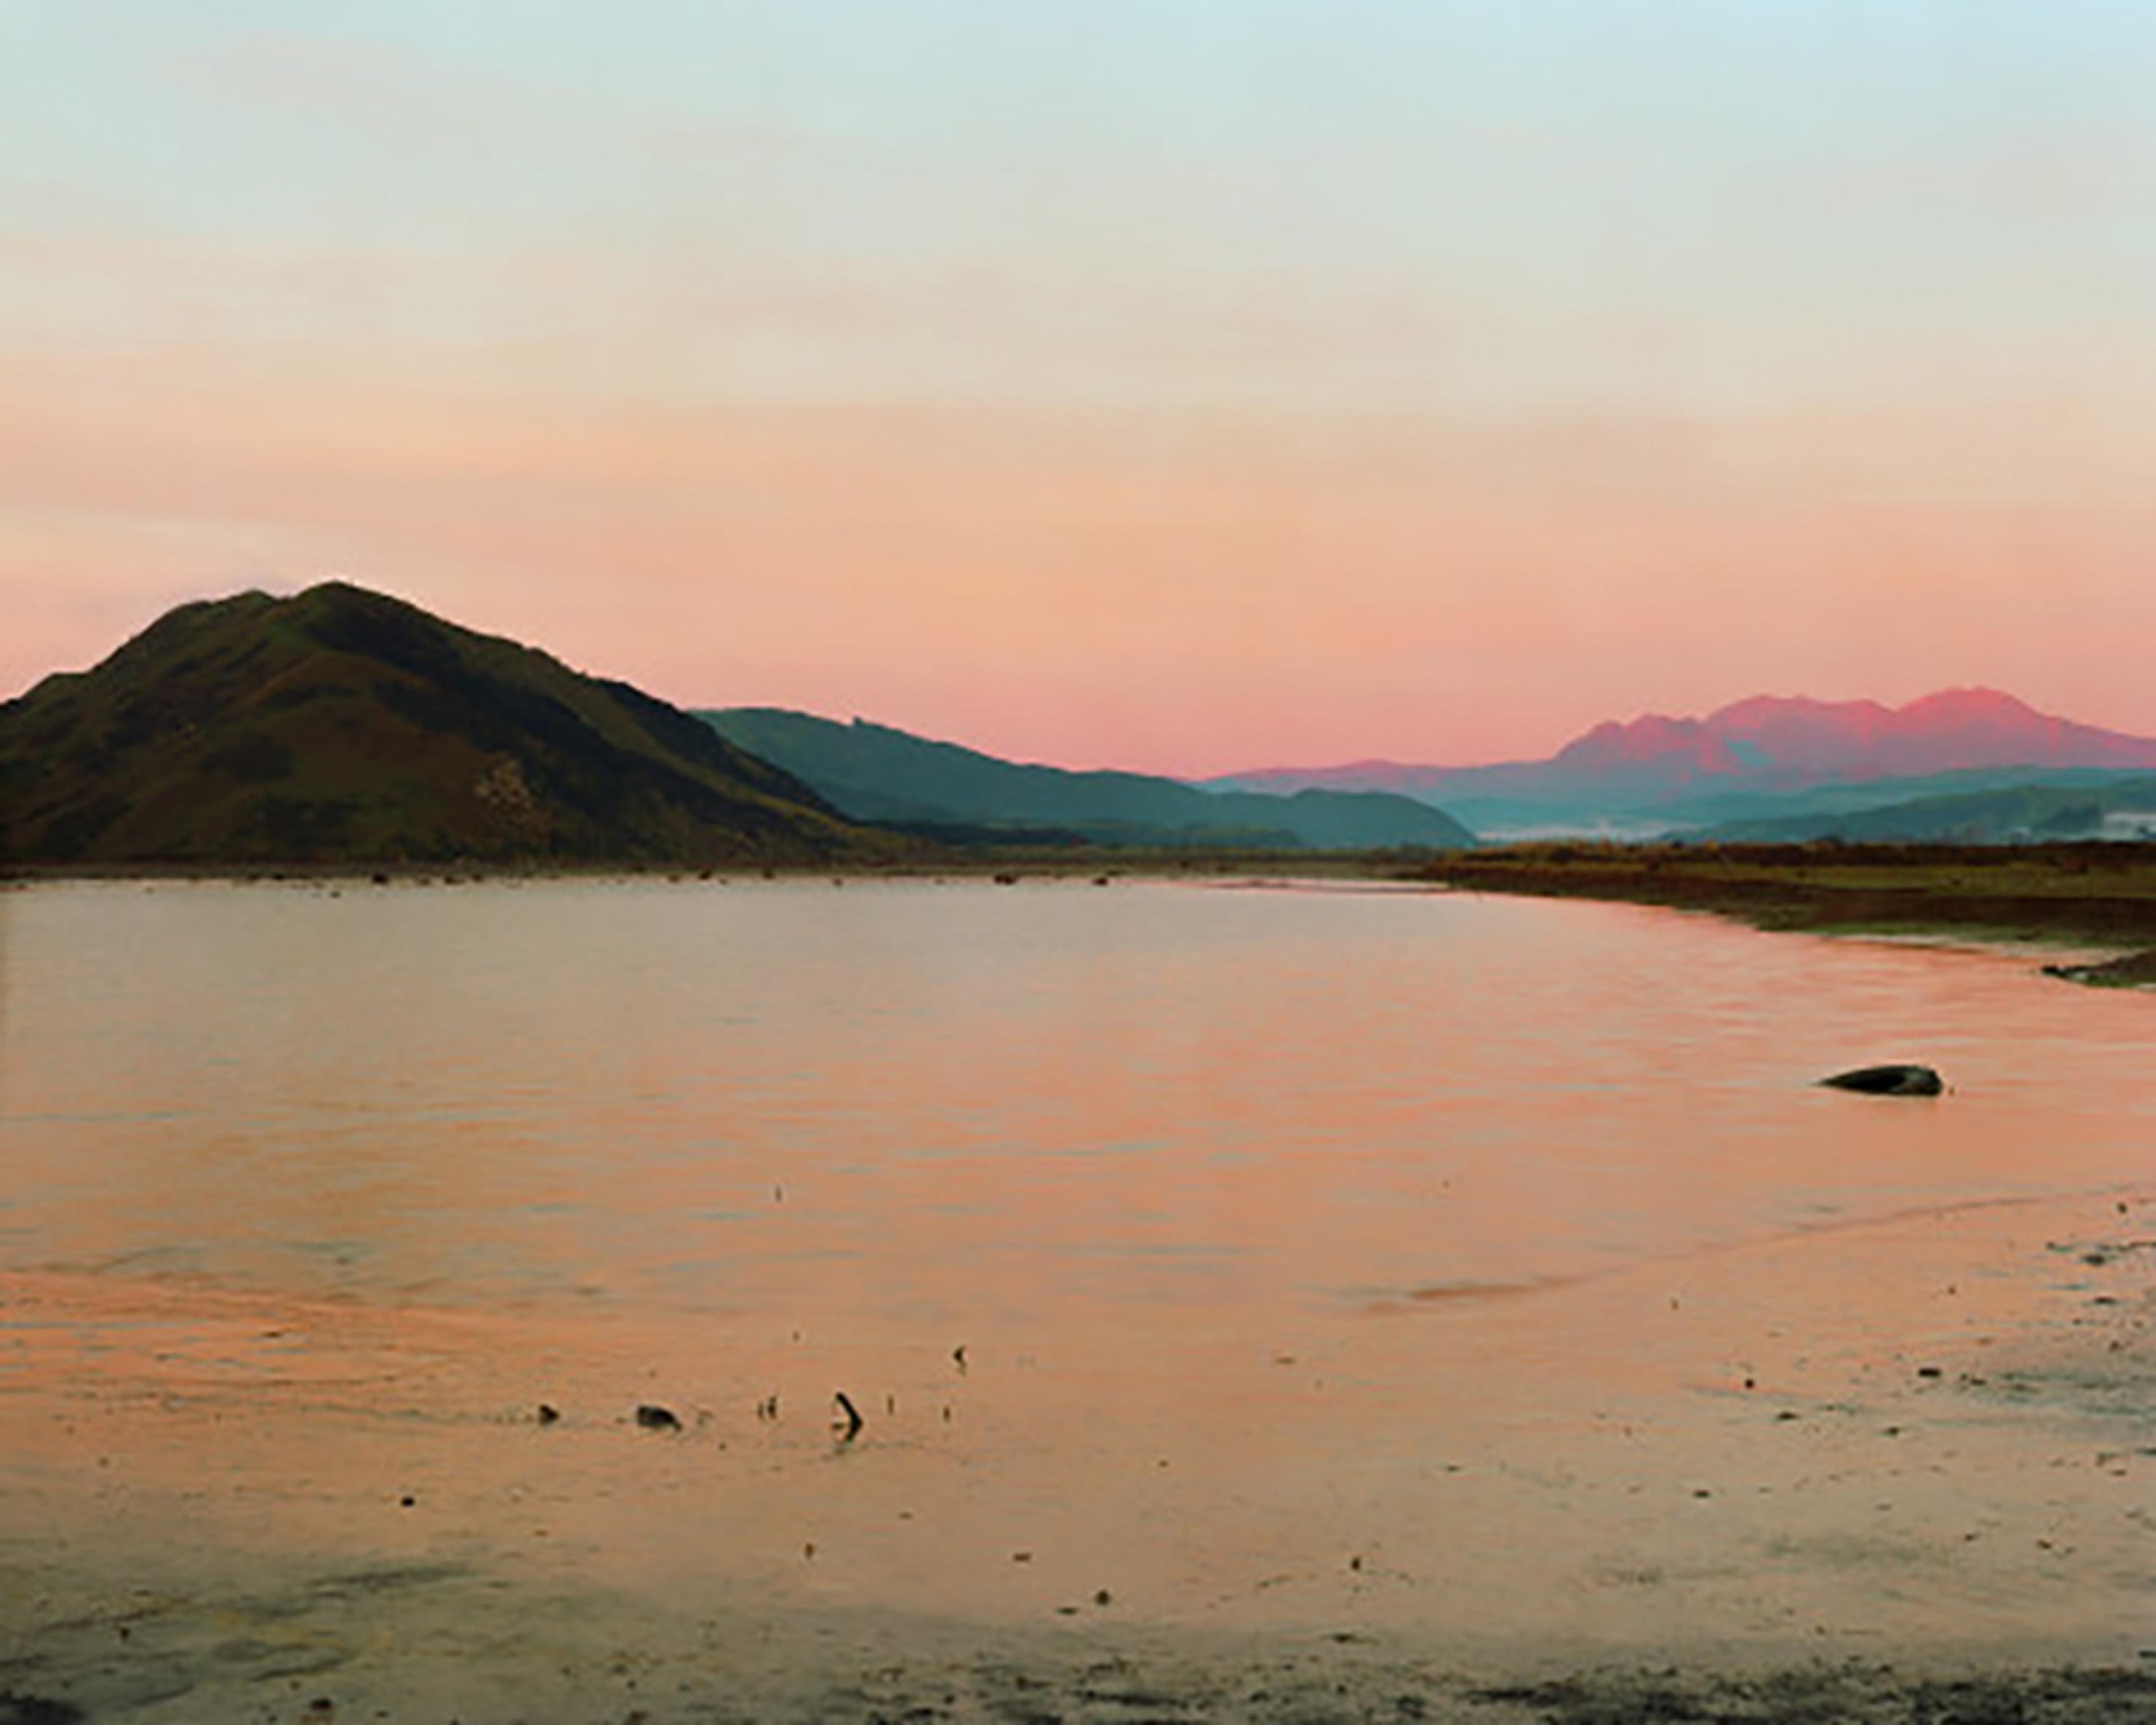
[[0, 584, 892, 867], [1209, 690, 2156, 837], [698, 709, 1476, 851]]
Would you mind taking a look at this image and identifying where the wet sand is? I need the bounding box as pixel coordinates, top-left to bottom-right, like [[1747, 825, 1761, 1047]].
[[3, 1185, 2149, 1722]]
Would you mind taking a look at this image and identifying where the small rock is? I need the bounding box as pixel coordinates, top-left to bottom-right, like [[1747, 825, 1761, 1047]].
[[1819, 1064, 1943, 1096], [536, 1404, 561, 1425], [634, 1404, 682, 1432]]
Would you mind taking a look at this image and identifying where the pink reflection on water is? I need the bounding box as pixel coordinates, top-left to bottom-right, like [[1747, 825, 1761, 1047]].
[[1, 879, 2150, 1653]]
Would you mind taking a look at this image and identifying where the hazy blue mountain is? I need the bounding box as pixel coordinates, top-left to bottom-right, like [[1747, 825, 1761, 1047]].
[[699, 709, 1476, 851], [1208, 690, 2156, 838]]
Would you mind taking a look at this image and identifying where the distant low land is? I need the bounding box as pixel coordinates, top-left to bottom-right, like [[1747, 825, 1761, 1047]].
[[1412, 841, 2156, 975]]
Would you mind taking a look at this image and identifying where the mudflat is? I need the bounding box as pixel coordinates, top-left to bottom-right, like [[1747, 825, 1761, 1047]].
[[2, 1180, 2150, 1723]]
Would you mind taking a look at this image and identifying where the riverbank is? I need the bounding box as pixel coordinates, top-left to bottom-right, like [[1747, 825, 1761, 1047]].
[[1412, 841, 2156, 978], [0, 848, 1414, 888], [18, 838, 2156, 942], [6, 1554, 2154, 1725]]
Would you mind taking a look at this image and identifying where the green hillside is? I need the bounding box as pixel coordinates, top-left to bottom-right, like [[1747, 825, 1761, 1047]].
[[700, 708, 1477, 851], [1, 584, 896, 867]]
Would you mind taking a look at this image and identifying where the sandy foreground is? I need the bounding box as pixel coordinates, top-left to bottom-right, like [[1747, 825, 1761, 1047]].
[[2, 1169, 2152, 1723]]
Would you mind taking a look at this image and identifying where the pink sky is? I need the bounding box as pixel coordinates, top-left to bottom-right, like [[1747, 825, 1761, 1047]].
[[6, 7, 2155, 776]]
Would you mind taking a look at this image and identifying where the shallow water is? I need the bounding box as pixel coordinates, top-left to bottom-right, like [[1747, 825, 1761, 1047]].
[[6, 877, 2149, 1316], [1, 877, 2151, 1673]]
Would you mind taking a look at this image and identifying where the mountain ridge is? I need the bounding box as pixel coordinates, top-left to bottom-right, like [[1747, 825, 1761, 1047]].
[[699, 708, 1476, 851], [1208, 688, 2156, 831]]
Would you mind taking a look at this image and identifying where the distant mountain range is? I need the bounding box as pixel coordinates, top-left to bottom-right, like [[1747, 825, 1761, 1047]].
[[0, 583, 891, 866], [1209, 690, 2156, 839], [15, 590, 2150, 864], [700, 709, 1476, 851]]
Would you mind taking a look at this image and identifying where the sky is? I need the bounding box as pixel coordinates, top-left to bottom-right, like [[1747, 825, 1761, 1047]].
[[3, 2, 2154, 776]]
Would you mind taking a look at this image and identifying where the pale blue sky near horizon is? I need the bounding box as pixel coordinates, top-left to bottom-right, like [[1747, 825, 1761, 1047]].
[[4, 2, 2154, 770], [12, 3, 2152, 399]]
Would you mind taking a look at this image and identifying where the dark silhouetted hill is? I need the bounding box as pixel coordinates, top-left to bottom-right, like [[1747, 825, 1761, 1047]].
[[1, 583, 892, 866], [699, 709, 1476, 851]]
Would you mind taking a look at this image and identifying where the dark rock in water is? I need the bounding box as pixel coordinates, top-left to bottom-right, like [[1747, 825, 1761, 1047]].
[[634, 1403, 682, 1432], [1820, 1064, 1943, 1096]]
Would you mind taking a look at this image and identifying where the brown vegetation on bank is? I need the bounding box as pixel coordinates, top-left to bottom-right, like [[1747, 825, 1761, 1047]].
[[1409, 839, 2156, 961]]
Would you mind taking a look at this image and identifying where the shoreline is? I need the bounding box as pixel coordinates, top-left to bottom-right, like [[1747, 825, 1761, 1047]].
[[16, 841, 2156, 986], [0, 849, 1403, 888], [6, 1552, 2154, 1724], [1411, 841, 2156, 982], [4, 1177, 2150, 1721]]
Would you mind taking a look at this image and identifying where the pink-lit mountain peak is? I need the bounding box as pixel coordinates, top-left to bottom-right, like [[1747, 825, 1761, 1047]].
[[1209, 688, 2156, 803], [1553, 713, 1739, 773], [1566, 688, 2156, 779]]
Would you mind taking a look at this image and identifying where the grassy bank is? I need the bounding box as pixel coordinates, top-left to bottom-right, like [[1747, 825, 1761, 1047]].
[[1409, 841, 2156, 960]]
